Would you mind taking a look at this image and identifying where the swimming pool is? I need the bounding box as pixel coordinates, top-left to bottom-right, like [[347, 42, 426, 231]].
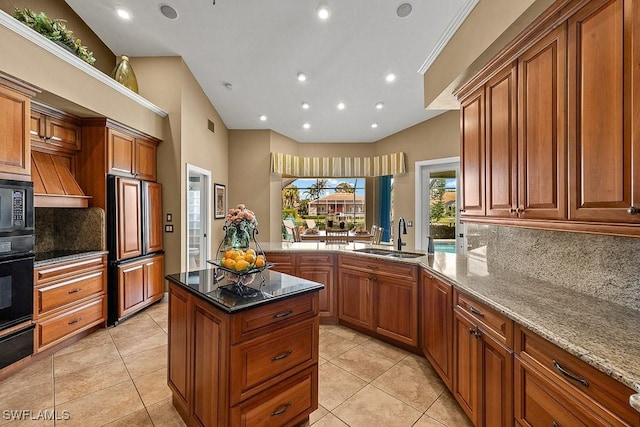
[[434, 241, 456, 253]]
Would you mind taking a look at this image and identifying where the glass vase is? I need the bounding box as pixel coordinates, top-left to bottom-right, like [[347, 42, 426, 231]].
[[111, 55, 139, 93]]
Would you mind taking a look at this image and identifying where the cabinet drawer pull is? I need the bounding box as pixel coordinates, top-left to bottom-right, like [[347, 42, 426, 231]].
[[68, 317, 82, 325], [273, 310, 292, 319], [67, 288, 83, 294], [469, 328, 475, 335], [552, 360, 589, 387], [271, 402, 292, 416], [628, 207, 639, 215], [552, 422, 559, 427], [469, 306, 484, 317], [271, 350, 293, 361]]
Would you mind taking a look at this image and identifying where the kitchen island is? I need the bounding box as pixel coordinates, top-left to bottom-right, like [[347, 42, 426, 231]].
[[165, 267, 323, 427]]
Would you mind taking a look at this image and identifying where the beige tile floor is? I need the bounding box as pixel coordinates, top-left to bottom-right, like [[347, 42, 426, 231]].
[[0, 301, 472, 427]]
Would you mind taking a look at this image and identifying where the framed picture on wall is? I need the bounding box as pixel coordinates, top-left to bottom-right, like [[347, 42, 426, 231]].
[[214, 183, 226, 219]]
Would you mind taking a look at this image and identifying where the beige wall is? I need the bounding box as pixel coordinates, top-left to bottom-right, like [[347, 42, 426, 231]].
[[0, 0, 116, 75], [133, 57, 230, 273], [229, 110, 461, 248], [423, 0, 554, 109]]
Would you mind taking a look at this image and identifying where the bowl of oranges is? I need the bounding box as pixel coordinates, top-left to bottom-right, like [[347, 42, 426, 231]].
[[210, 248, 270, 275]]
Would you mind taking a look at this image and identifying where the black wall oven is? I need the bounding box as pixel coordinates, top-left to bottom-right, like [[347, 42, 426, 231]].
[[0, 179, 34, 369]]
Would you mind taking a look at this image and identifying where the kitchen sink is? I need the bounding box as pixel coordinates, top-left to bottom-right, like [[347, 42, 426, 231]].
[[353, 248, 425, 259]]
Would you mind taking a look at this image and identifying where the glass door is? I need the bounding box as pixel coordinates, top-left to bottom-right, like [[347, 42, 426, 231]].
[[186, 166, 211, 271]]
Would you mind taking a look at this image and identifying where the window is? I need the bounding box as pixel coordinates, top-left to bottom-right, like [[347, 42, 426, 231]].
[[282, 178, 366, 230]]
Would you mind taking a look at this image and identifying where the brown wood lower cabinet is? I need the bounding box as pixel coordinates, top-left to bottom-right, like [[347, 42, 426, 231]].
[[33, 254, 107, 352], [515, 325, 640, 426], [265, 252, 336, 321], [168, 282, 319, 427], [420, 270, 453, 389], [452, 290, 513, 427], [117, 253, 165, 320], [338, 255, 419, 348]]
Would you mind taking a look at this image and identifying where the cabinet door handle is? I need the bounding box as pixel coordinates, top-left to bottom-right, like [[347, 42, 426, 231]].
[[552, 360, 589, 387], [552, 422, 559, 427], [475, 331, 482, 339], [469, 306, 485, 317], [271, 350, 293, 361], [67, 288, 83, 294], [271, 402, 292, 416], [273, 310, 292, 319], [469, 328, 475, 335], [628, 207, 639, 215], [509, 208, 517, 214], [68, 317, 82, 325]]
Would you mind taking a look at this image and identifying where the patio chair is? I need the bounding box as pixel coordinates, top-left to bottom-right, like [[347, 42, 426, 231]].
[[325, 229, 349, 244]]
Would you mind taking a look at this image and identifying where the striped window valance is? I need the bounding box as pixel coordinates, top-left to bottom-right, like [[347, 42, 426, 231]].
[[270, 152, 406, 177]]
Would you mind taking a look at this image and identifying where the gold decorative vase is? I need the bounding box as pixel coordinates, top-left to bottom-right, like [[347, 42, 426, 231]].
[[111, 55, 139, 93]]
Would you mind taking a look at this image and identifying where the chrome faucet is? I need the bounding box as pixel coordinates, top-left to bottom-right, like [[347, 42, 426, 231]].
[[397, 217, 407, 251]]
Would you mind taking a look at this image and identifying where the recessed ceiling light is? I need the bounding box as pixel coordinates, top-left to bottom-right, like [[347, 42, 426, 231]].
[[116, 8, 131, 20], [303, 123, 311, 129], [396, 3, 413, 18], [375, 102, 384, 109], [385, 73, 396, 83], [297, 72, 307, 82], [159, 4, 178, 20], [317, 5, 330, 20], [371, 123, 378, 128], [337, 102, 345, 110], [259, 115, 267, 121], [301, 102, 310, 109]]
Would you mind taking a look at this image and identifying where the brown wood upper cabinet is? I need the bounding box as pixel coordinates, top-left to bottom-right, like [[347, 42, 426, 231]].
[[0, 75, 37, 180], [461, 25, 567, 222], [457, 0, 640, 235], [108, 128, 157, 181], [30, 102, 81, 153], [568, 0, 639, 224]]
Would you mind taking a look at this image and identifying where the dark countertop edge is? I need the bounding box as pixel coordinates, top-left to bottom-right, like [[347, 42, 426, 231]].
[[165, 273, 324, 314], [34, 250, 108, 267], [262, 244, 640, 393]]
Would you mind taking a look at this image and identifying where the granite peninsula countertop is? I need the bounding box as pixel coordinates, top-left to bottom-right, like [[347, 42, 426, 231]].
[[34, 250, 108, 267], [165, 268, 324, 314], [260, 242, 640, 398]]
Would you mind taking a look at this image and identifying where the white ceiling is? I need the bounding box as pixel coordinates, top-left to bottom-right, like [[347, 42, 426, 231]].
[[65, 0, 471, 143]]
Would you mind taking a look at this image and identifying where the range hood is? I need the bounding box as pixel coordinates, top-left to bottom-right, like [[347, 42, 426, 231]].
[[31, 151, 91, 208]]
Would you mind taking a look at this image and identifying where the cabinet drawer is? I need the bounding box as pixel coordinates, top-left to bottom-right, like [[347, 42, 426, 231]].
[[36, 296, 105, 350], [339, 255, 417, 280], [230, 292, 318, 343], [36, 269, 106, 316], [516, 326, 639, 426], [230, 366, 317, 427], [264, 253, 296, 267], [298, 253, 333, 266], [35, 255, 107, 285], [230, 317, 318, 404], [515, 357, 599, 426], [455, 290, 513, 348]]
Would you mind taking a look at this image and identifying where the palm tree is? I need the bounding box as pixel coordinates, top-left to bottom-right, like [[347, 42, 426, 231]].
[[282, 185, 299, 208], [303, 179, 329, 200], [335, 182, 354, 193]]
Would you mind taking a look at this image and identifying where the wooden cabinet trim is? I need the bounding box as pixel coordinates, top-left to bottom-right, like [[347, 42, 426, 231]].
[[455, 289, 514, 348]]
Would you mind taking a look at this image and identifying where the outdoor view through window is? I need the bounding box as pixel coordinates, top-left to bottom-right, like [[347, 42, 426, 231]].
[[282, 178, 365, 239]]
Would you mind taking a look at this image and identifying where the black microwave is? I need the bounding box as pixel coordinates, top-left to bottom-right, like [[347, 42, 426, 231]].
[[0, 179, 33, 235]]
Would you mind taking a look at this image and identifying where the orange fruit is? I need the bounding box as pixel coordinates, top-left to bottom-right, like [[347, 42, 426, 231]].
[[223, 258, 236, 269], [246, 248, 256, 256], [255, 257, 265, 268], [224, 250, 235, 259], [244, 253, 256, 263], [235, 259, 250, 271]]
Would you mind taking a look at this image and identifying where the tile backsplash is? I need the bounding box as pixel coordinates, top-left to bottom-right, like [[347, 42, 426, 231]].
[[35, 207, 105, 253], [466, 223, 640, 312]]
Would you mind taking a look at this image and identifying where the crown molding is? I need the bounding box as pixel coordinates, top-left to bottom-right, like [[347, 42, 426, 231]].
[[417, 0, 480, 75], [0, 10, 168, 118]]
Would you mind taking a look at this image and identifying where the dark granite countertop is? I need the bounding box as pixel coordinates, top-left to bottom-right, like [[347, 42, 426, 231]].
[[34, 250, 108, 267], [165, 268, 324, 314]]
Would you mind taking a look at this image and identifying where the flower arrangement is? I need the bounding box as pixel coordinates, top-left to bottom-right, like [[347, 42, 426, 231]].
[[13, 8, 96, 65], [225, 204, 257, 230]]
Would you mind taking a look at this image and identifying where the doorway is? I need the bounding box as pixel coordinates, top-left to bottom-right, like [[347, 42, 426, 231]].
[[186, 164, 211, 272], [415, 157, 465, 254]]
